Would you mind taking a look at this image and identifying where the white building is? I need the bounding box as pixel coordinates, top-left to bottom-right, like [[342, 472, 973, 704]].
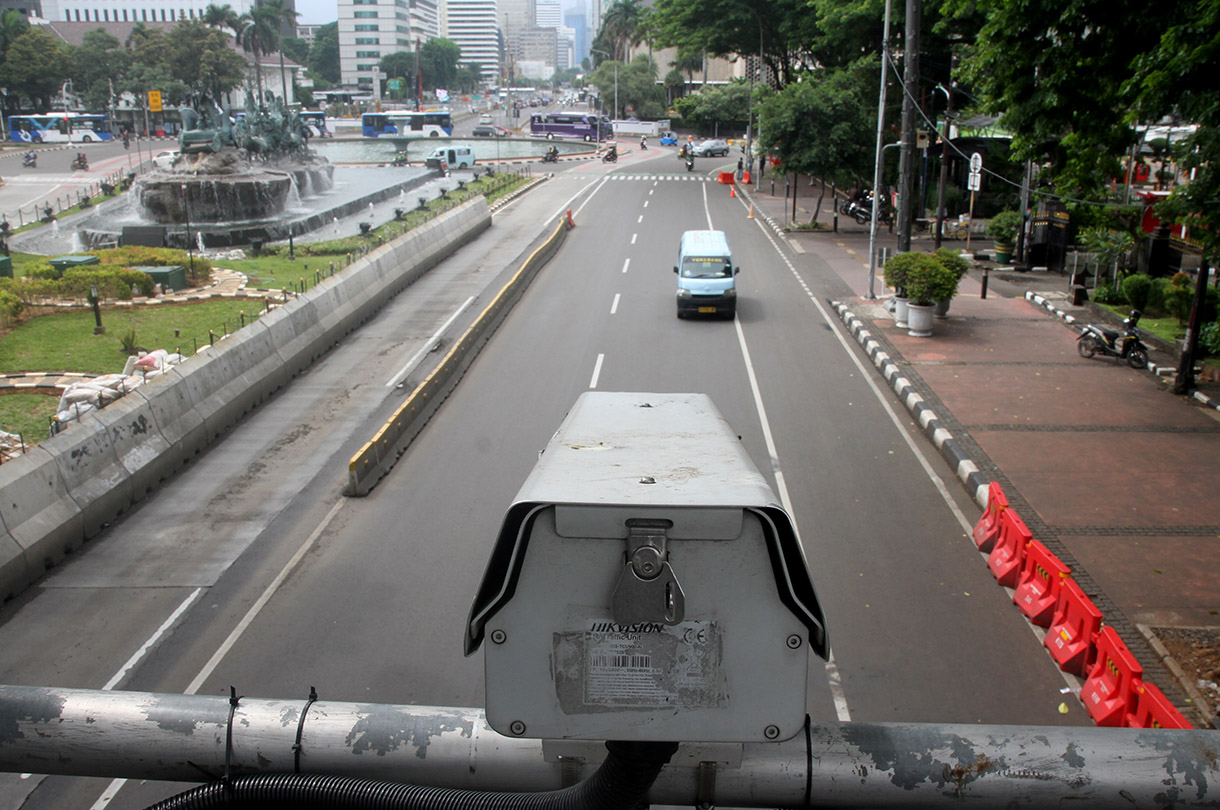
[[41, 0, 271, 24], [443, 0, 500, 83]]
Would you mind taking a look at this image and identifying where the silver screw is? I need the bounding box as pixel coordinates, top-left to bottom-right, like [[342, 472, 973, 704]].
[[509, 720, 526, 736], [490, 629, 507, 644], [786, 634, 802, 649], [764, 725, 780, 740]]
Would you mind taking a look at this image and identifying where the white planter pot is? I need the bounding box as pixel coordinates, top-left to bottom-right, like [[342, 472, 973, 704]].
[[893, 296, 910, 328], [907, 303, 935, 337]]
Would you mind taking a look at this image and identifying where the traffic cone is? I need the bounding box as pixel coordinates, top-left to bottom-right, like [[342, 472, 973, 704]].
[[747, 204, 754, 219], [730, 185, 736, 198]]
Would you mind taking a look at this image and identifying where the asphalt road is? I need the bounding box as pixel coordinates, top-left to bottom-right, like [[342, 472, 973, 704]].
[[0, 148, 1086, 810]]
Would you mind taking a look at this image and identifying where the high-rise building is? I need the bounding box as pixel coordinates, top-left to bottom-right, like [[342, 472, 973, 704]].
[[338, 0, 440, 99], [533, 0, 559, 28], [563, 9, 586, 67], [444, 0, 500, 83]]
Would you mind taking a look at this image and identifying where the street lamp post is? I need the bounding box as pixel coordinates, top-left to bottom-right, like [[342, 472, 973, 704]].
[[866, 0, 894, 300], [181, 184, 196, 279]]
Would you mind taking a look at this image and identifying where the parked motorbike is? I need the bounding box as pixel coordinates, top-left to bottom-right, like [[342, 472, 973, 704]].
[[71, 153, 89, 171], [1077, 310, 1149, 369], [839, 190, 890, 225], [22, 151, 36, 168]]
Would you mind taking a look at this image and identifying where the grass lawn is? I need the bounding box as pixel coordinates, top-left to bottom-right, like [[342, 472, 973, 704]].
[[0, 299, 265, 374], [0, 392, 59, 444], [1096, 303, 1185, 345]]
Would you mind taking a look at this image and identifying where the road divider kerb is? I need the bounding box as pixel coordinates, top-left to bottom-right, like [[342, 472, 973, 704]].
[[345, 212, 574, 497]]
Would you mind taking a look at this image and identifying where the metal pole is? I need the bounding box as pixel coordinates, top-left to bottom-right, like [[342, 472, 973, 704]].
[[866, 0, 893, 300], [0, 686, 1218, 808], [933, 71, 954, 250], [896, 0, 919, 253]]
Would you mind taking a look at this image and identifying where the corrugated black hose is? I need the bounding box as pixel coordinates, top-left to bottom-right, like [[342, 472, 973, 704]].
[[143, 740, 680, 810]]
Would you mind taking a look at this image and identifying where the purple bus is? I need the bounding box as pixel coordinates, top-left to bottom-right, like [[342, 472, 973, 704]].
[[529, 111, 613, 142]]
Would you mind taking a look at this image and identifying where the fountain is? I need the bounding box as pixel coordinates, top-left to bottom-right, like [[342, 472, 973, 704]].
[[12, 93, 439, 255]]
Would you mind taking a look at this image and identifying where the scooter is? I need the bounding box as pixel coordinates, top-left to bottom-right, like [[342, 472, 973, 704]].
[[71, 153, 89, 171], [1077, 309, 1149, 369], [840, 191, 890, 225], [541, 151, 559, 164], [391, 153, 408, 167], [602, 150, 618, 163], [685, 155, 694, 172], [22, 152, 36, 168]]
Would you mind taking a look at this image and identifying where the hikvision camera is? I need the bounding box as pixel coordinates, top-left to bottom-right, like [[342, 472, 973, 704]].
[[465, 392, 828, 743]]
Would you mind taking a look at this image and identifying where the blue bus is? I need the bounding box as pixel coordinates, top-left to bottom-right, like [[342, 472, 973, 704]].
[[299, 110, 330, 137], [361, 111, 454, 138], [7, 113, 116, 143], [529, 111, 612, 142]]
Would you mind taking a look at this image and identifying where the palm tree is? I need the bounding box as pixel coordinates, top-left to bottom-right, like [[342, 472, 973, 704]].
[[600, 0, 644, 62], [203, 3, 240, 33], [238, 1, 292, 108]]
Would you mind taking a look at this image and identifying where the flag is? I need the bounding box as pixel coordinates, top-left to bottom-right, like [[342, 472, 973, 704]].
[[436, 89, 450, 102]]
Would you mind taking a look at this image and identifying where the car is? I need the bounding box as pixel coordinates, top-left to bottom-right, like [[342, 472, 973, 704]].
[[691, 139, 730, 157], [472, 125, 509, 137], [152, 150, 180, 170], [479, 114, 493, 124]]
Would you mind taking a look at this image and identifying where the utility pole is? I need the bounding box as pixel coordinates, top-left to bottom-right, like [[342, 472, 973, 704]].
[[865, 0, 893, 300], [896, 0, 919, 253], [933, 61, 955, 250]]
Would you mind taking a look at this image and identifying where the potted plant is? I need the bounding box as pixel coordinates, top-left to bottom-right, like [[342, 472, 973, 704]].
[[883, 252, 922, 328], [987, 210, 1022, 263], [903, 254, 960, 337], [933, 247, 969, 317]]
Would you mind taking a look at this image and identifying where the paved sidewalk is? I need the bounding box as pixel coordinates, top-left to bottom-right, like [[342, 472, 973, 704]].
[[740, 175, 1220, 728]]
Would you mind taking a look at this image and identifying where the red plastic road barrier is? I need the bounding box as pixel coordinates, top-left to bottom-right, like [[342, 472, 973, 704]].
[[972, 482, 1009, 553], [743, 170, 752, 183], [1013, 540, 1071, 627], [717, 171, 735, 184], [1127, 681, 1193, 729], [566, 208, 574, 228], [1081, 626, 1143, 726], [987, 508, 1031, 587], [1043, 578, 1103, 676]]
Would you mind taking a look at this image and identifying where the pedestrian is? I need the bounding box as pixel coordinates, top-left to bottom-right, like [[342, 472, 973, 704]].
[[736, 157, 743, 180], [758, 153, 765, 180]]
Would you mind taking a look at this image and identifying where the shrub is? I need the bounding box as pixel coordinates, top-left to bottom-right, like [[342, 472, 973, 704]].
[[1164, 272, 1194, 324], [1201, 321, 1220, 356], [0, 290, 23, 325], [883, 252, 927, 296], [1121, 274, 1153, 313], [1092, 283, 1124, 305], [903, 254, 959, 305], [27, 264, 61, 281], [934, 247, 970, 280], [986, 210, 1022, 244], [119, 328, 140, 355]]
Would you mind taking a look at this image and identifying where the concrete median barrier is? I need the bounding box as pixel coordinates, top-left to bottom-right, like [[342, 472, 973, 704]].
[[0, 448, 85, 587], [90, 391, 174, 503], [45, 412, 134, 539], [0, 196, 495, 602]]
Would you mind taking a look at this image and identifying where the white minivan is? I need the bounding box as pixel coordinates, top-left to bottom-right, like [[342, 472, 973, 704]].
[[423, 145, 476, 170], [674, 230, 739, 319]]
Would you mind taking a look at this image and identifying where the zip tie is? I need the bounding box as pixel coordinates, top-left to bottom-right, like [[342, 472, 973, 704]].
[[225, 686, 243, 798], [293, 686, 319, 773]]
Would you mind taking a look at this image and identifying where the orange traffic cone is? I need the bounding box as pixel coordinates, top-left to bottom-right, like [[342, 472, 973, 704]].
[[730, 185, 736, 198], [747, 204, 754, 219]]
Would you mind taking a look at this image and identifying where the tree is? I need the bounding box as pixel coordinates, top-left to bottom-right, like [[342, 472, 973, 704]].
[[600, 0, 647, 62], [0, 28, 69, 111], [307, 22, 340, 84], [238, 1, 290, 106], [455, 63, 483, 94], [203, 3, 241, 35], [71, 29, 131, 113], [672, 78, 752, 135], [757, 63, 875, 219], [419, 38, 461, 92], [380, 51, 418, 100], [164, 20, 247, 106]]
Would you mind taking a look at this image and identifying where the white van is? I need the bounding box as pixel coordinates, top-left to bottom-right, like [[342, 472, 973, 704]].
[[423, 145, 476, 170], [674, 230, 739, 319]]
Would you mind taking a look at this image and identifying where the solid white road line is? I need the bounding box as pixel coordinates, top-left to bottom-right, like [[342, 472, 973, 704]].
[[385, 296, 475, 387]]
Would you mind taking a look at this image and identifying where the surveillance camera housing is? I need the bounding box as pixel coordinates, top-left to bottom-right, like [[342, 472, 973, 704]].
[[466, 392, 828, 743]]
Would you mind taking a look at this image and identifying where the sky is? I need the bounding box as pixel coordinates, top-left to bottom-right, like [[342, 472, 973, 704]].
[[295, 0, 338, 25]]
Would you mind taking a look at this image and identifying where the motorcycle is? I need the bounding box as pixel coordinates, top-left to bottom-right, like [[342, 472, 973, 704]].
[[22, 152, 36, 168], [541, 150, 559, 164], [602, 149, 618, 164], [71, 153, 89, 171], [391, 152, 408, 167], [685, 155, 694, 172], [839, 190, 891, 225], [1078, 310, 1149, 369]]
